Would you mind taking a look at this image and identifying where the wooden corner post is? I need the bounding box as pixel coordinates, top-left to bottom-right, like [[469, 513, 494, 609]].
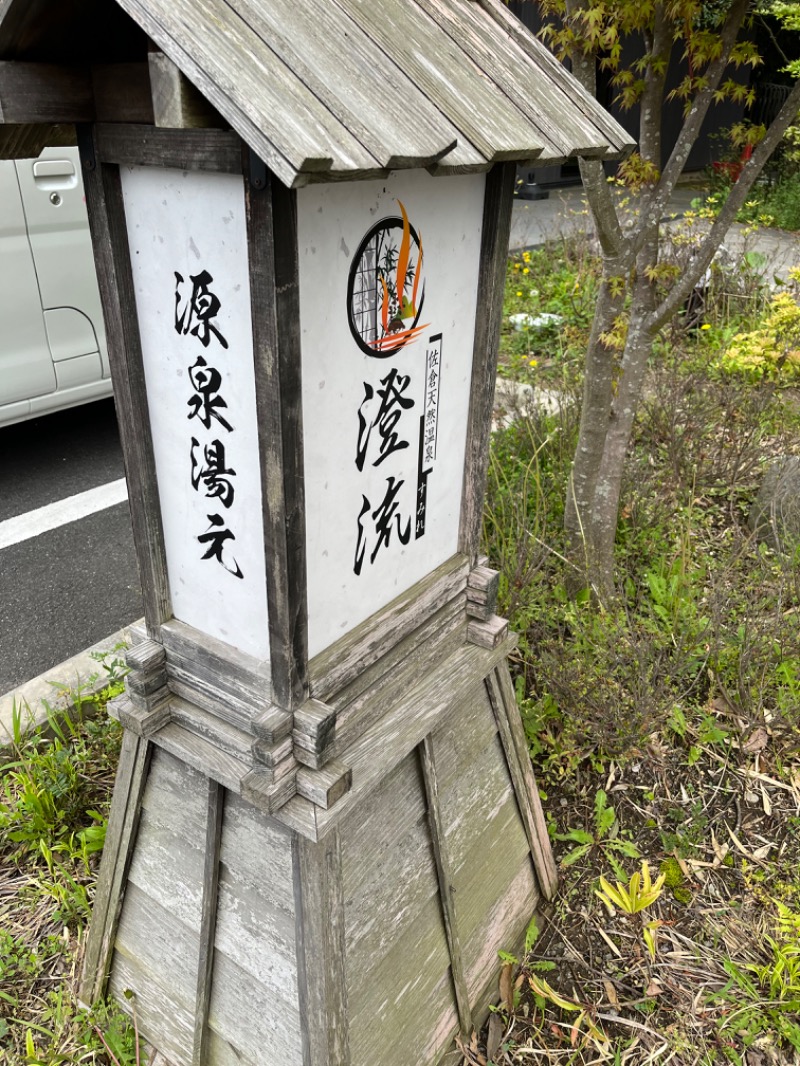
[[245, 159, 309, 712]]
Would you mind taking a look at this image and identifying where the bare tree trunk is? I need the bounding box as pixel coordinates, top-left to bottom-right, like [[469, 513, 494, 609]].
[[564, 155, 632, 573], [563, 272, 627, 578], [583, 278, 656, 598], [562, 0, 800, 599]]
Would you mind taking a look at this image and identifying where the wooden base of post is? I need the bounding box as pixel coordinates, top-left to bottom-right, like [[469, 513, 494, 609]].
[[82, 638, 555, 1066]]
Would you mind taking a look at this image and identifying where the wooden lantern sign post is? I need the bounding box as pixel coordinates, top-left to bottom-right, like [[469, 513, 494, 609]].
[[0, 3, 633, 1063]]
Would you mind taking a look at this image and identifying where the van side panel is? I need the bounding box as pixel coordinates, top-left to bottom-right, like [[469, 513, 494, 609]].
[[14, 148, 109, 376], [0, 162, 57, 406]]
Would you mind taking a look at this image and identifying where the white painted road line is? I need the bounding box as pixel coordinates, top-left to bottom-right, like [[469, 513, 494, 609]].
[[0, 478, 129, 550]]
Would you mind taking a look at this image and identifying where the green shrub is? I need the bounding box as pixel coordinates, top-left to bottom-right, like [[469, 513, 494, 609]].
[[717, 287, 800, 381]]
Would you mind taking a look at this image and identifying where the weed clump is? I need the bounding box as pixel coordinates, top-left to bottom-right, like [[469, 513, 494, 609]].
[[482, 233, 800, 1065], [659, 856, 692, 904], [0, 654, 139, 1065]]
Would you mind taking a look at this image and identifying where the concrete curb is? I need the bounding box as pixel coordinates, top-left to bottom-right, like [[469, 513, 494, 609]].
[[0, 619, 143, 747]]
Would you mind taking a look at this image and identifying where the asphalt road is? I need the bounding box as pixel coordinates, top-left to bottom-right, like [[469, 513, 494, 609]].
[[0, 398, 143, 696]]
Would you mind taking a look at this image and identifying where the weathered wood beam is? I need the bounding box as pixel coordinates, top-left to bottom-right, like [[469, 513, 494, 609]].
[[148, 52, 225, 129], [293, 831, 351, 1065], [0, 61, 93, 123], [0, 121, 75, 160], [487, 666, 558, 900], [0, 61, 154, 134], [420, 734, 474, 1038], [192, 779, 224, 1066], [91, 63, 154, 124], [458, 161, 517, 564], [246, 163, 310, 711], [79, 730, 152, 1004], [77, 123, 172, 633]]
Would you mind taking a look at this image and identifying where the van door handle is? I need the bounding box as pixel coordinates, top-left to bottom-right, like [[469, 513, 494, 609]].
[[33, 160, 76, 180]]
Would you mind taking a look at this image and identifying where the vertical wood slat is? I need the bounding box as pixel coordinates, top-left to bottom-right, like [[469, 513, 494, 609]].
[[293, 829, 350, 1066], [458, 161, 517, 565], [420, 735, 474, 1039], [487, 666, 558, 900], [77, 124, 171, 635], [192, 779, 225, 1066], [80, 731, 152, 1004], [245, 154, 309, 711]]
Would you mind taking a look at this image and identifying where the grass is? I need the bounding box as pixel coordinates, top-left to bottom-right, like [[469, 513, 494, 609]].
[[471, 227, 800, 1064], [498, 239, 600, 387], [0, 652, 141, 1066]]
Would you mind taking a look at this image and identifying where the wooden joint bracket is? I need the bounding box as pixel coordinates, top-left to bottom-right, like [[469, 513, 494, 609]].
[[242, 765, 298, 814], [148, 52, 225, 130], [292, 699, 337, 769], [252, 705, 293, 744], [126, 638, 167, 682], [110, 692, 171, 738], [466, 564, 500, 621], [296, 760, 352, 810], [252, 735, 294, 772], [124, 638, 171, 728], [467, 614, 509, 650]]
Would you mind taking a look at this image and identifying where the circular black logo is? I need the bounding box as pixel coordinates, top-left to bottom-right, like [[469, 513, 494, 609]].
[[347, 202, 426, 358]]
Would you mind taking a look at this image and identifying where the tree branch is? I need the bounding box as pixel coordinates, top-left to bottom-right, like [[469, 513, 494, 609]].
[[635, 0, 751, 238], [756, 13, 790, 68], [638, 3, 672, 167], [649, 77, 800, 330], [564, 0, 597, 97], [578, 157, 627, 260]]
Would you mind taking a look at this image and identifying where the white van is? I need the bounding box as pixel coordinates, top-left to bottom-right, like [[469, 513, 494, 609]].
[[0, 146, 111, 428]]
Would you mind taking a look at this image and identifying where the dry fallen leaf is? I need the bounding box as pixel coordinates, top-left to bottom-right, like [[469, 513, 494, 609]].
[[727, 825, 769, 865], [743, 727, 768, 754], [499, 962, 514, 1013], [486, 1012, 504, 1062], [645, 978, 663, 997], [602, 979, 620, 1009], [596, 925, 622, 958], [673, 851, 692, 880], [711, 829, 729, 866]]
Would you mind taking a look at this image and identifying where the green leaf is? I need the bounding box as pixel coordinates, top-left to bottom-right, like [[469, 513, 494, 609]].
[[668, 705, 687, 738], [555, 829, 594, 845], [610, 838, 642, 859], [606, 850, 628, 882], [562, 843, 592, 866], [594, 790, 616, 837], [524, 915, 540, 954]]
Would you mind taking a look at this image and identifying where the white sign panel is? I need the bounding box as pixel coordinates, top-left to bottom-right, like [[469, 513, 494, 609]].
[[121, 166, 269, 660], [299, 170, 486, 657]]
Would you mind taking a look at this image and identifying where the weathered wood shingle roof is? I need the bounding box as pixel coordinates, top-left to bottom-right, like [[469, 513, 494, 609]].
[[0, 0, 635, 186]]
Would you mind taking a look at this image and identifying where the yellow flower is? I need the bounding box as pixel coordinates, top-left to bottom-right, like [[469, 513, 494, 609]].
[[700, 323, 712, 330], [523, 268, 530, 274], [516, 291, 523, 296], [529, 358, 538, 366]]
